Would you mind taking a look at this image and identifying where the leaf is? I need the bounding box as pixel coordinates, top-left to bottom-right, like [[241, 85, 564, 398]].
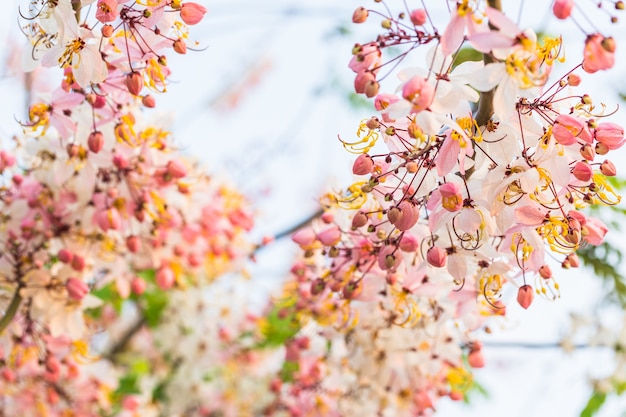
[[578, 242, 626, 306], [279, 361, 300, 383], [142, 290, 169, 328], [581, 391, 607, 417], [255, 305, 300, 349]]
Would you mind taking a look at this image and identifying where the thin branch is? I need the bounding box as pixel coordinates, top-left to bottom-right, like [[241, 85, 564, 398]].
[[0, 287, 22, 334]]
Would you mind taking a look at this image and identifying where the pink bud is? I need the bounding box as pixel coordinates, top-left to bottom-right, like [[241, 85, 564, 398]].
[[378, 245, 401, 270], [58, 249, 74, 264], [317, 226, 341, 246], [426, 246, 447, 268], [167, 160, 187, 178], [580, 144, 595, 161], [87, 131, 104, 153], [402, 76, 435, 113], [552, 0, 573, 19], [321, 212, 334, 224], [1, 368, 15, 382], [180, 2, 207, 25], [142, 95, 156, 108], [354, 71, 375, 94], [352, 212, 368, 228], [112, 154, 128, 169], [101, 24, 114, 37], [156, 266, 175, 290], [595, 122, 625, 150], [566, 253, 581, 268], [399, 233, 419, 252], [352, 6, 368, 23], [71, 254, 85, 272], [468, 349, 485, 368], [173, 38, 187, 54], [126, 71, 143, 96], [409, 9, 427, 26], [572, 161, 593, 182], [122, 396, 140, 411], [392, 200, 419, 231], [567, 73, 581, 86], [600, 159, 617, 176], [517, 285, 534, 309], [352, 154, 374, 175], [292, 228, 316, 247], [583, 34, 615, 74], [67, 278, 89, 301], [126, 235, 141, 253], [131, 277, 146, 295], [364, 80, 380, 98], [539, 265, 552, 279]]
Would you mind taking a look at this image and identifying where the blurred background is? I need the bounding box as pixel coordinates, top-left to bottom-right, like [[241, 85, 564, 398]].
[[2, 0, 626, 415]]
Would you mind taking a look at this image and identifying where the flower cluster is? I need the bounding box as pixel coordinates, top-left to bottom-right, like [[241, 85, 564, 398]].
[[289, 0, 625, 410]]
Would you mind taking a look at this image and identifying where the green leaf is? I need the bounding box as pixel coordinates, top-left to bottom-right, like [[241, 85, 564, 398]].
[[578, 242, 626, 306], [279, 361, 300, 383], [142, 290, 169, 327], [91, 282, 123, 313], [255, 305, 300, 349], [581, 391, 607, 417]]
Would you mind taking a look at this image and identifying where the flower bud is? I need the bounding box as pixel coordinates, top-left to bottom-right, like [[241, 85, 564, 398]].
[[567, 73, 581, 86], [317, 226, 341, 246], [352, 154, 374, 175], [112, 154, 128, 169], [156, 265, 175, 289], [167, 160, 187, 178], [539, 264, 552, 279], [410, 9, 427, 26], [364, 80, 380, 98], [142, 95, 156, 108], [352, 6, 368, 23], [311, 278, 326, 295], [67, 278, 89, 301], [71, 254, 85, 271], [101, 24, 114, 37], [399, 233, 419, 252], [366, 117, 380, 130], [87, 131, 104, 153], [566, 253, 580, 268], [387, 207, 402, 225], [595, 122, 625, 150], [392, 200, 419, 231], [180, 2, 207, 25], [131, 277, 146, 295], [583, 34, 615, 73], [351, 212, 368, 228], [552, 0, 573, 19], [292, 228, 316, 247], [517, 285, 534, 309], [173, 38, 187, 54], [600, 159, 617, 176], [126, 235, 141, 253], [126, 71, 143, 96], [426, 246, 447, 268], [468, 349, 485, 368], [572, 161, 593, 182], [58, 249, 74, 264], [342, 281, 362, 300], [580, 144, 595, 161]]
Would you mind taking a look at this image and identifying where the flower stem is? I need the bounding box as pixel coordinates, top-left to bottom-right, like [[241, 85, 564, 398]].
[[475, 0, 502, 126], [0, 287, 22, 334]]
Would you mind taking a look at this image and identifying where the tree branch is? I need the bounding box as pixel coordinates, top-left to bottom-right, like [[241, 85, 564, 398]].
[[474, 0, 502, 126], [0, 287, 22, 334]]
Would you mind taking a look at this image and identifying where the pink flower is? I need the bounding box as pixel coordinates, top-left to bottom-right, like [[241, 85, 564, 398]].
[[582, 217, 608, 245], [180, 2, 207, 25], [582, 34, 615, 74], [438, 182, 463, 212], [553, 0, 574, 19], [293, 228, 317, 247], [552, 114, 592, 145], [96, 0, 119, 23], [402, 76, 434, 113], [399, 233, 419, 252], [595, 122, 625, 150]]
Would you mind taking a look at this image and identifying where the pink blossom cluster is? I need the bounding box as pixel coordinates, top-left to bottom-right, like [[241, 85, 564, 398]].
[[0, 1, 258, 415], [289, 0, 625, 410]]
